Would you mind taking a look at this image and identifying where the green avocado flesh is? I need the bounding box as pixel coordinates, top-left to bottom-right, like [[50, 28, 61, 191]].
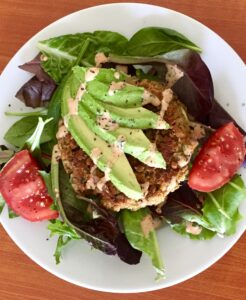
[[61, 66, 169, 199], [67, 115, 143, 200], [79, 104, 166, 168]]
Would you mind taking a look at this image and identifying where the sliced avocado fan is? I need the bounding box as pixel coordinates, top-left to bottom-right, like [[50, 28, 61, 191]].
[[79, 104, 166, 168], [61, 66, 170, 200]]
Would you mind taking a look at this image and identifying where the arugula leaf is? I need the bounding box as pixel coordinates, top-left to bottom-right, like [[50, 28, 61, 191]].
[[121, 208, 165, 280], [4, 116, 53, 148], [0, 194, 5, 214], [8, 207, 19, 218], [48, 219, 80, 264], [202, 175, 246, 236], [125, 27, 201, 56]]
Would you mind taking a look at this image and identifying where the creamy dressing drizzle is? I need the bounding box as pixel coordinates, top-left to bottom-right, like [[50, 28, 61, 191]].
[[142, 90, 161, 106], [56, 125, 68, 139], [160, 89, 173, 119], [86, 165, 97, 189], [96, 167, 111, 191], [108, 81, 126, 96], [116, 65, 128, 74], [75, 83, 86, 101], [140, 214, 154, 237], [95, 52, 108, 67], [91, 148, 102, 164], [52, 144, 61, 164], [165, 64, 184, 88], [114, 71, 120, 80], [68, 98, 78, 116], [96, 135, 126, 190], [141, 182, 150, 197], [185, 221, 202, 235], [144, 143, 158, 167], [85, 67, 99, 82], [96, 112, 119, 131]]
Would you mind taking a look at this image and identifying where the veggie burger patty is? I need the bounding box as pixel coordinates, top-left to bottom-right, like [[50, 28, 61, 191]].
[[57, 78, 204, 211]]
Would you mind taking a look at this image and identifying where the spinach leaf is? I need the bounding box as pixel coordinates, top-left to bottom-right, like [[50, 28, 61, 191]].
[[121, 208, 165, 280], [125, 27, 201, 56], [38, 31, 128, 83], [4, 116, 53, 148], [202, 175, 246, 236], [0, 194, 5, 214], [48, 219, 81, 264]]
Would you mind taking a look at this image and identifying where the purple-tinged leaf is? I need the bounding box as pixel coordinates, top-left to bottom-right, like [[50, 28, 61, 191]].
[[171, 52, 214, 122], [15, 76, 56, 108], [205, 100, 246, 135], [115, 233, 142, 265], [161, 182, 203, 224], [108, 50, 213, 122], [19, 54, 53, 82]]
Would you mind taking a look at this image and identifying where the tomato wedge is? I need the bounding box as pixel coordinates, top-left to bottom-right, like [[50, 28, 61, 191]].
[[0, 150, 59, 221], [188, 122, 245, 192]]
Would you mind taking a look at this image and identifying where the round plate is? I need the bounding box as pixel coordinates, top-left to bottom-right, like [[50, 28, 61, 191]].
[[0, 3, 245, 293]]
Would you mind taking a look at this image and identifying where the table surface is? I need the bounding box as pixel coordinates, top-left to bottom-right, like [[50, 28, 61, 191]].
[[0, 1, 245, 299]]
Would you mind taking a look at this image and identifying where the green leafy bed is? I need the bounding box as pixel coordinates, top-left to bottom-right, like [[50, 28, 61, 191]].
[[0, 26, 245, 281]]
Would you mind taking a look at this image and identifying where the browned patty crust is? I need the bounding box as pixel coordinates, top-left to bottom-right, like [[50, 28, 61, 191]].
[[57, 79, 203, 211]]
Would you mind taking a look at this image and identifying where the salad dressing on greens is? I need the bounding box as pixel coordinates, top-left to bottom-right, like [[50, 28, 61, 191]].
[[1, 26, 245, 282]]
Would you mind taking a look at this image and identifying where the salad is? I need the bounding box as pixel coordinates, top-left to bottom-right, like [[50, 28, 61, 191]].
[[0, 27, 245, 280]]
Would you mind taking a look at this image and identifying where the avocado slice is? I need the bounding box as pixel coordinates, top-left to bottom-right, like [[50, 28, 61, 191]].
[[79, 104, 166, 168], [81, 93, 169, 130], [73, 66, 146, 108], [67, 115, 143, 200], [61, 72, 143, 200]]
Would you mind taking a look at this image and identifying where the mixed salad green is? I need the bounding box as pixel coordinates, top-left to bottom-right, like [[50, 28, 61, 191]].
[[0, 27, 245, 280]]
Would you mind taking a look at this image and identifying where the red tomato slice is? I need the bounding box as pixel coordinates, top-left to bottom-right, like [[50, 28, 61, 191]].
[[0, 150, 59, 221], [188, 122, 245, 192]]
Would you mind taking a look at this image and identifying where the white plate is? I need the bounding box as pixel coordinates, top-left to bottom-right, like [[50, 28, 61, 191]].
[[0, 3, 245, 293]]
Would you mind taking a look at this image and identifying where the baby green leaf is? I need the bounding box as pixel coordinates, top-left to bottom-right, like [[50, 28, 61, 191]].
[[121, 208, 165, 280], [125, 27, 201, 56], [4, 116, 53, 148], [202, 175, 246, 236]]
